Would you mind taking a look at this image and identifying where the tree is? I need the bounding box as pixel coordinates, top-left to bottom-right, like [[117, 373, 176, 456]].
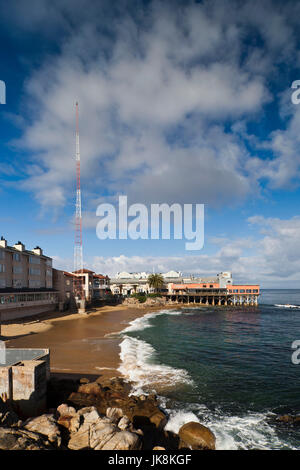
[[148, 273, 164, 293]]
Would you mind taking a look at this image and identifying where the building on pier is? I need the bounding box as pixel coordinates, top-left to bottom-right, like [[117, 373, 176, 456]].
[[166, 282, 260, 306]]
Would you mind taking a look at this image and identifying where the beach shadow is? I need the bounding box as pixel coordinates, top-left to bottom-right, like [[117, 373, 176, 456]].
[[0, 331, 38, 341]]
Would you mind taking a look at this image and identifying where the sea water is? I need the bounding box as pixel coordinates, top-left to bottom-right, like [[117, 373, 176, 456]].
[[118, 290, 300, 450]]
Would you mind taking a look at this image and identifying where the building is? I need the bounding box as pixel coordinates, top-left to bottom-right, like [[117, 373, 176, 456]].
[[53, 268, 110, 307], [0, 237, 53, 290], [166, 282, 260, 306], [110, 271, 182, 295], [110, 271, 231, 296], [52, 269, 76, 310], [68, 269, 110, 302], [0, 237, 57, 320]]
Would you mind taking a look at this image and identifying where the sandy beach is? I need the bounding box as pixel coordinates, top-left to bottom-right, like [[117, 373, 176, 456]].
[[2, 304, 173, 379]]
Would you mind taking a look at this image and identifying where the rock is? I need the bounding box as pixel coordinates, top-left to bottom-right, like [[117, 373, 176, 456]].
[[23, 414, 61, 448], [277, 415, 300, 425], [79, 378, 90, 384], [77, 406, 101, 424], [90, 422, 117, 449], [57, 403, 76, 417], [68, 427, 90, 450], [106, 407, 123, 423], [118, 416, 131, 430], [0, 426, 53, 450], [153, 446, 166, 450], [149, 410, 168, 429], [0, 398, 19, 427], [100, 430, 142, 450], [68, 407, 114, 450], [78, 382, 102, 395], [57, 403, 78, 431], [179, 422, 216, 450]]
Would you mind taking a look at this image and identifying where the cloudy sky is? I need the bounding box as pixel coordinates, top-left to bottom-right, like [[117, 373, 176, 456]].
[[1, 0, 300, 286]]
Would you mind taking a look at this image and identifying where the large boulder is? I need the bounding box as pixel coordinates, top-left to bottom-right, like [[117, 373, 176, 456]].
[[23, 414, 61, 448], [67, 405, 142, 451], [0, 426, 53, 450], [178, 422, 216, 450]]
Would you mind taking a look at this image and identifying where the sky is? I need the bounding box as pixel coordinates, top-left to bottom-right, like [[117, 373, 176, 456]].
[[1, 0, 300, 287]]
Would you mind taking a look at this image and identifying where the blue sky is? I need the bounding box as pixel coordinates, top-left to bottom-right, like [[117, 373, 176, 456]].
[[1, 0, 300, 287]]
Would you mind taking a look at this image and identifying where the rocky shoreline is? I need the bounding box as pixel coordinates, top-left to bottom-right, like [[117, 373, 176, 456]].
[[0, 375, 216, 451]]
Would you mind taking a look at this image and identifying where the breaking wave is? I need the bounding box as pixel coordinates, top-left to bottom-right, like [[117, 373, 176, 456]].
[[118, 335, 192, 393]]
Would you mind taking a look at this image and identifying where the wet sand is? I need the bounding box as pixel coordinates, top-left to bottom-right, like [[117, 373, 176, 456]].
[[3, 305, 172, 379]]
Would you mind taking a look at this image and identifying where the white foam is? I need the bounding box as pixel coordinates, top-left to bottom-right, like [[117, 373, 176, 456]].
[[118, 336, 192, 392], [163, 403, 298, 450], [121, 309, 183, 334], [164, 410, 200, 434]]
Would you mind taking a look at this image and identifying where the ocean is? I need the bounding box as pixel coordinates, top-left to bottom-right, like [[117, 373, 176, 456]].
[[118, 289, 300, 450]]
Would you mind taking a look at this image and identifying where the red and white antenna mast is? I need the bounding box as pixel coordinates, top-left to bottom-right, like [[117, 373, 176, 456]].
[[74, 102, 84, 301]]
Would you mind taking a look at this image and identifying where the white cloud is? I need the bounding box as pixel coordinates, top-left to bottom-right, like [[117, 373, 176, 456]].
[[83, 215, 300, 285], [11, 0, 296, 211]]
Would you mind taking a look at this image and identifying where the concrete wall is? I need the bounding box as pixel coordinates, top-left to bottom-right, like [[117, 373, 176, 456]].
[[0, 351, 50, 417], [11, 360, 47, 417], [0, 304, 56, 321]]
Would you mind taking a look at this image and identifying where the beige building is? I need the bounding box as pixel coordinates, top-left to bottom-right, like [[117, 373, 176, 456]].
[[0, 237, 53, 290], [0, 237, 57, 320]]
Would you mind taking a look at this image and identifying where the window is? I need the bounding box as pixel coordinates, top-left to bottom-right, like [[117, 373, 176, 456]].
[[29, 256, 40, 264], [13, 266, 22, 274], [13, 253, 21, 261], [29, 268, 40, 276], [253, 289, 258, 293], [209, 284, 213, 288], [29, 280, 40, 288], [0, 250, 5, 260], [46, 269, 52, 277], [13, 279, 23, 288], [246, 289, 252, 293], [46, 259, 52, 267], [0, 264, 5, 273], [0, 279, 5, 288], [202, 284, 207, 288], [239, 289, 245, 293], [233, 289, 238, 293]]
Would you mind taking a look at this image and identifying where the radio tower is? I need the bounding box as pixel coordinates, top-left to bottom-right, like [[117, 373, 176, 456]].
[[74, 102, 84, 304]]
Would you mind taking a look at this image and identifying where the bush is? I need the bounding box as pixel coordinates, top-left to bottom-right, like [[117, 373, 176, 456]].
[[130, 292, 147, 303]]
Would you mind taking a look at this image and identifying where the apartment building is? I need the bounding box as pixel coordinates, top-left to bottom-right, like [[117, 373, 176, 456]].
[[0, 237, 53, 290], [0, 237, 57, 320]]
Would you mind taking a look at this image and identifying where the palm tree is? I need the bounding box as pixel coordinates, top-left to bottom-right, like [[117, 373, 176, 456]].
[[148, 273, 164, 293]]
